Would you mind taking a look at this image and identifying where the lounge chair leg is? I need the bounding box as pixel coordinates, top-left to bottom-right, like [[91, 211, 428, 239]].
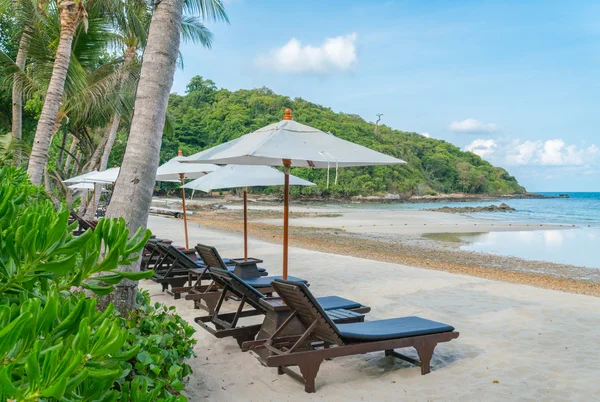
[[277, 366, 285, 375], [298, 359, 323, 393], [415, 341, 436, 375], [234, 330, 259, 348]]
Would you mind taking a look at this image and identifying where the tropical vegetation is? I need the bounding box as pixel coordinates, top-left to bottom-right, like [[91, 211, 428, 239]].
[[151, 76, 525, 197], [0, 165, 197, 401]]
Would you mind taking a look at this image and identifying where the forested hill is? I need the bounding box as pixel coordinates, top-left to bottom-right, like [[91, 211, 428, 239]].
[[160, 76, 525, 197]]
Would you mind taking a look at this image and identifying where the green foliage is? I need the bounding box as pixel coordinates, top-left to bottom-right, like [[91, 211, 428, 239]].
[[153, 76, 525, 196], [121, 291, 197, 399], [0, 165, 197, 401]]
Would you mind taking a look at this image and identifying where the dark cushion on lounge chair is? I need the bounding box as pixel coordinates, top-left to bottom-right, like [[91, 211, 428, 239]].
[[224, 264, 267, 274], [314, 296, 362, 311], [336, 316, 454, 342], [242, 275, 308, 289]]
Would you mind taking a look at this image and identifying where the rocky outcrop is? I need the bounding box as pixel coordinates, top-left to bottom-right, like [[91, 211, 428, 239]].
[[427, 203, 516, 213]]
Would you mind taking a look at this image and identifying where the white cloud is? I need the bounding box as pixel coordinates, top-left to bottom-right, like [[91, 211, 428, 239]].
[[505, 140, 540, 165], [255, 33, 358, 74], [420, 132, 431, 138], [449, 118, 499, 134], [465, 139, 497, 157], [464, 138, 600, 166]]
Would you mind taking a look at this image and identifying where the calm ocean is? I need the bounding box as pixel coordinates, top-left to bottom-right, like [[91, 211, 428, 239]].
[[346, 192, 600, 226], [341, 193, 600, 268]]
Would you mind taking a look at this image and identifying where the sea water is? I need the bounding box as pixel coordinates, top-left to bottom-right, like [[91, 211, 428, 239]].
[[346, 192, 600, 268]]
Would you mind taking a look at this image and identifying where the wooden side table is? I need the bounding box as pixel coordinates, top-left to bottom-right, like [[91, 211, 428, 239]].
[[229, 258, 263, 279]]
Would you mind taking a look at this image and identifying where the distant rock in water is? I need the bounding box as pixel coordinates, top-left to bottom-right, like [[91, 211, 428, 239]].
[[427, 203, 516, 213]]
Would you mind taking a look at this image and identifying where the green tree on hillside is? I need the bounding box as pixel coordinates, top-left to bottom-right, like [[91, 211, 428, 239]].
[[155, 76, 525, 197]]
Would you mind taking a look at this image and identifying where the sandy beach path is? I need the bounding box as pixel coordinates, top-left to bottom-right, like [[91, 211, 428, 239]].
[[144, 215, 600, 401]]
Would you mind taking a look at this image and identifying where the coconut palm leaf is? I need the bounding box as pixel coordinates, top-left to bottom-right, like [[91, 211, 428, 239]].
[[183, 0, 228, 23], [181, 16, 213, 47]]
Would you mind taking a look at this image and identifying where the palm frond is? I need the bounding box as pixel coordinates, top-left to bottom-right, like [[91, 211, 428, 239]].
[[176, 50, 184, 70], [182, 0, 229, 24], [180, 16, 213, 47]]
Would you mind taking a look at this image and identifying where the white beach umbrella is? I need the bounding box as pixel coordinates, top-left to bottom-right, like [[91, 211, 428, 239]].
[[84, 167, 120, 183], [63, 168, 120, 216], [68, 183, 95, 190], [183, 109, 407, 279], [63, 167, 120, 184], [155, 150, 220, 249], [156, 151, 219, 181], [63, 170, 99, 184], [183, 165, 315, 260]]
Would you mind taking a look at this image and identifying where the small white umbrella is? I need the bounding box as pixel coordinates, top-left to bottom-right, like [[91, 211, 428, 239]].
[[155, 150, 219, 249], [183, 109, 406, 279], [84, 167, 120, 183], [64, 168, 120, 216], [68, 183, 95, 190], [63, 170, 99, 184], [63, 167, 120, 184], [183, 165, 315, 260]]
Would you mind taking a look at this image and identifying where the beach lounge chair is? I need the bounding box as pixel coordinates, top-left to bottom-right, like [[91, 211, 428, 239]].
[[194, 268, 370, 348], [242, 280, 459, 393], [69, 211, 97, 235], [149, 243, 206, 292], [141, 238, 177, 271], [185, 243, 270, 306]]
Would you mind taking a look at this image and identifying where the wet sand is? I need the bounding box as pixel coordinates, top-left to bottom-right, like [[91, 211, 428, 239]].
[[182, 205, 600, 296]]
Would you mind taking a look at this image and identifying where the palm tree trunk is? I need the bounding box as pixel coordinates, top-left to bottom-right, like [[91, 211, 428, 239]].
[[65, 137, 79, 173], [105, 0, 183, 314], [100, 112, 120, 171], [12, 30, 31, 165], [27, 2, 80, 185]]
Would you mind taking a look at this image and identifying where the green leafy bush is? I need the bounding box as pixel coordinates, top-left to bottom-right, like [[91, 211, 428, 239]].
[[0, 166, 198, 401], [120, 291, 197, 398]]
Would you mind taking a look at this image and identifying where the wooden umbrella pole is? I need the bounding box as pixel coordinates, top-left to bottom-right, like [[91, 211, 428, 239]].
[[243, 187, 248, 261], [283, 159, 291, 280], [180, 173, 189, 250]]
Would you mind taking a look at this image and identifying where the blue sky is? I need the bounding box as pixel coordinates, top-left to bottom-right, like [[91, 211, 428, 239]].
[[174, 0, 600, 192]]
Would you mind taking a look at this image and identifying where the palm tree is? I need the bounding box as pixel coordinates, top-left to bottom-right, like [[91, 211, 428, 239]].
[[105, 0, 227, 313], [26, 0, 115, 185], [80, 0, 214, 219], [0, 0, 39, 164]]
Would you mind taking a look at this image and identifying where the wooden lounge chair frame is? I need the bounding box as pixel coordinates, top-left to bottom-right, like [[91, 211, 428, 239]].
[[185, 243, 267, 310], [242, 280, 459, 393], [70, 211, 96, 235], [149, 243, 197, 292], [194, 269, 371, 348]]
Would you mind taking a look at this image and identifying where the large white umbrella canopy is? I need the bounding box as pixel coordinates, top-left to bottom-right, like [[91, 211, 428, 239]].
[[183, 111, 404, 168], [183, 165, 316, 260], [155, 153, 219, 181], [183, 109, 406, 279], [182, 165, 315, 192], [155, 151, 220, 250]]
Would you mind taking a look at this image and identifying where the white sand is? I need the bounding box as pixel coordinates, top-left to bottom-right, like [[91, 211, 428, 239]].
[[143, 215, 600, 401]]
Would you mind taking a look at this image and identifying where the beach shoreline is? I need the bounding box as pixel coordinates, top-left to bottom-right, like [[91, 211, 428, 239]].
[[144, 214, 600, 401], [181, 205, 600, 297]]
